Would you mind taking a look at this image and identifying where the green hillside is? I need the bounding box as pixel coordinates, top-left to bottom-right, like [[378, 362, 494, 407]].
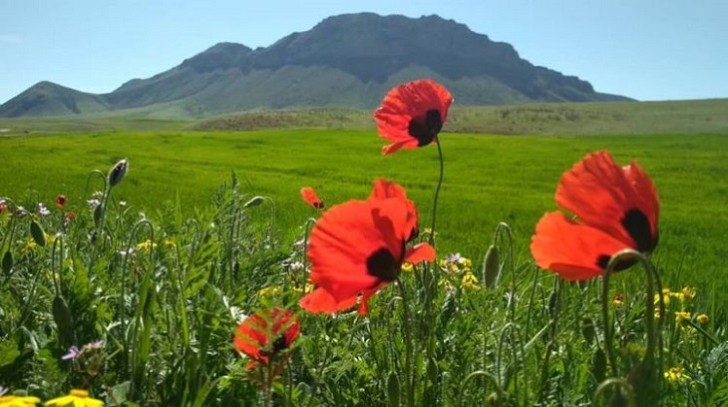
[[2, 98, 725, 135]]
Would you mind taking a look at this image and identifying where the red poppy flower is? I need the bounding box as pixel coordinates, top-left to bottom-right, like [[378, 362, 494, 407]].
[[300, 179, 435, 315], [368, 178, 419, 242], [63, 211, 77, 221], [233, 307, 300, 369], [374, 79, 453, 155], [530, 151, 660, 280], [55, 194, 67, 208], [300, 187, 324, 209]]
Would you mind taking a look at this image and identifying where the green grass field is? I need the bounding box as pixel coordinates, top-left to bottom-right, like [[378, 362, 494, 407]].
[[2, 129, 727, 305]]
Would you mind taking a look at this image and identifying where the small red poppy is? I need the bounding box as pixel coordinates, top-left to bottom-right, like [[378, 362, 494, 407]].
[[374, 79, 453, 155], [300, 187, 324, 209], [55, 194, 67, 208], [300, 179, 435, 315], [233, 307, 300, 369], [0, 202, 6, 214], [63, 211, 77, 221], [530, 151, 660, 280]]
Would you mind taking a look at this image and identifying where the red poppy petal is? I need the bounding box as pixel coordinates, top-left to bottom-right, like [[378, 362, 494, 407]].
[[530, 212, 632, 281], [234, 318, 267, 360], [555, 151, 659, 252], [623, 161, 660, 242], [369, 179, 419, 241], [404, 243, 436, 264], [358, 285, 386, 315], [369, 178, 407, 200], [300, 187, 324, 209], [299, 287, 359, 314], [382, 141, 410, 155]]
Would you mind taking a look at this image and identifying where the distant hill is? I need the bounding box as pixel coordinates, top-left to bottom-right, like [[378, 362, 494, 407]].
[[0, 13, 631, 119], [0, 81, 109, 117]]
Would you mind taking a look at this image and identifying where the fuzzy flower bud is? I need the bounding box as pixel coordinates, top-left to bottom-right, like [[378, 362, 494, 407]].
[[108, 158, 129, 187]]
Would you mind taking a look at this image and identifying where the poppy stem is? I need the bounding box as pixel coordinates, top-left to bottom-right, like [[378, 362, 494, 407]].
[[602, 250, 664, 378], [428, 136, 444, 248], [396, 277, 415, 406], [601, 267, 618, 378]]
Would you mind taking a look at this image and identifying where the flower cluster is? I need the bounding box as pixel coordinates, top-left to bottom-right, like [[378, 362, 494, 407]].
[[0, 389, 102, 407]]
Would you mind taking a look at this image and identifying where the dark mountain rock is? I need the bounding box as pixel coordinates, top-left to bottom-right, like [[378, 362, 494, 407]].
[[0, 13, 631, 118]]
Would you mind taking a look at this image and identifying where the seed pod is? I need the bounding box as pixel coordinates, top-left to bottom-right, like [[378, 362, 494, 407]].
[[427, 356, 439, 386], [93, 204, 104, 228], [387, 371, 400, 407], [482, 244, 500, 288], [591, 348, 607, 383], [108, 158, 129, 187], [52, 295, 76, 348], [548, 291, 558, 319], [581, 317, 596, 345], [30, 220, 46, 247], [2, 251, 12, 275], [244, 196, 265, 208]]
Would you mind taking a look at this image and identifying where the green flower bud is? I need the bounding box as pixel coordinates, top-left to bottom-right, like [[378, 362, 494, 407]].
[[244, 196, 265, 208], [30, 220, 46, 247]]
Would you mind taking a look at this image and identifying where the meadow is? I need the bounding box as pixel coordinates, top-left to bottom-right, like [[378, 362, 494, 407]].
[[1, 118, 727, 405], [1, 129, 726, 294]]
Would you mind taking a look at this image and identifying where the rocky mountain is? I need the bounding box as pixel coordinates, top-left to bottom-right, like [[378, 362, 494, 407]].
[[0, 13, 630, 118]]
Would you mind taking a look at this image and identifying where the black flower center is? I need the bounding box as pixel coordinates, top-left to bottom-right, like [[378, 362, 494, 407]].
[[596, 254, 636, 272], [261, 335, 288, 358], [408, 109, 442, 146], [621, 208, 657, 253], [595, 208, 657, 272], [366, 247, 400, 282]]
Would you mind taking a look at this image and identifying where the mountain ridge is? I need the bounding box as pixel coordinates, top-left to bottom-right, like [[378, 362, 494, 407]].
[[0, 12, 631, 118]]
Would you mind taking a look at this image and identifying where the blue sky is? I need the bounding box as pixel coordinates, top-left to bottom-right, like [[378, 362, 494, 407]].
[[1, 0, 727, 104]]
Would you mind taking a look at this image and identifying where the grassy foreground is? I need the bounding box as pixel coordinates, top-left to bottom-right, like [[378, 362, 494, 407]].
[[1, 129, 727, 405]]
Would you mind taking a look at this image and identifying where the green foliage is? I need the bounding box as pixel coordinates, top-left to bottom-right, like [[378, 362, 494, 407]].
[[0, 128, 726, 405]]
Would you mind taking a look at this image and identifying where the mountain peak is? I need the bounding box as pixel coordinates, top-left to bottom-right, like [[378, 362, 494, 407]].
[[1, 12, 630, 118]]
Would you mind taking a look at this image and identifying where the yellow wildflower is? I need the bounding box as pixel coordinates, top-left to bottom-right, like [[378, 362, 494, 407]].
[[401, 262, 414, 273], [439, 278, 453, 291], [440, 253, 472, 276], [675, 311, 691, 325], [0, 394, 42, 407], [135, 239, 157, 252], [680, 287, 696, 301], [696, 314, 709, 325], [655, 291, 670, 307], [44, 389, 103, 407], [291, 283, 314, 294], [21, 240, 37, 253], [461, 272, 480, 290], [664, 366, 689, 384], [163, 239, 176, 249], [612, 293, 624, 307], [257, 286, 281, 299]]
